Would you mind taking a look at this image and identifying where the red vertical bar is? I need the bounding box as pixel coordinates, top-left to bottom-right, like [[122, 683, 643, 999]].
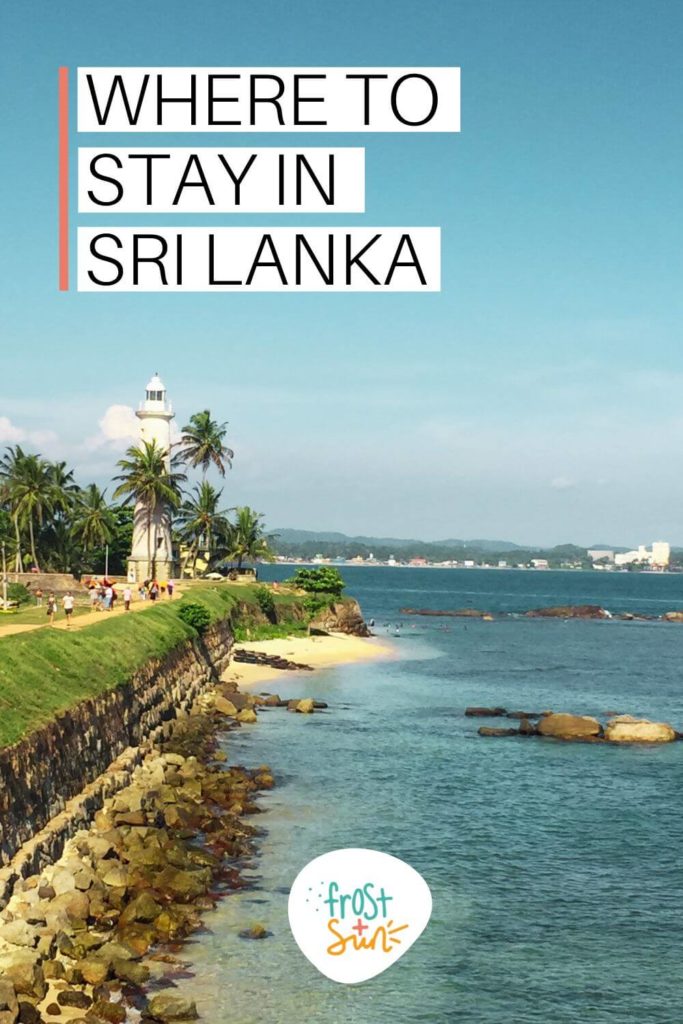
[[58, 67, 69, 291]]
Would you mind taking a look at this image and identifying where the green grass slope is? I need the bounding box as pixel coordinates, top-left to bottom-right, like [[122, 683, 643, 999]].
[[0, 586, 238, 748]]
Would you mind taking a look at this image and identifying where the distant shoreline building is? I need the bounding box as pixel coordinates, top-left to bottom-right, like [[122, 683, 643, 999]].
[[590, 542, 670, 569], [127, 374, 175, 583], [588, 549, 615, 564], [651, 541, 671, 568]]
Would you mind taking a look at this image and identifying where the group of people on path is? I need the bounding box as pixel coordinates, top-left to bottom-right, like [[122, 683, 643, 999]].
[[88, 581, 121, 612], [41, 576, 176, 627], [45, 592, 74, 627], [138, 579, 174, 602], [88, 577, 174, 612]]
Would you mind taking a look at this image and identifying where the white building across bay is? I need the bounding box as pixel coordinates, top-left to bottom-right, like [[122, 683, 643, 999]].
[[589, 542, 670, 569]]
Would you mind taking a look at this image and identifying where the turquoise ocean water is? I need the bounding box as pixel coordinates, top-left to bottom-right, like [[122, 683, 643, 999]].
[[180, 568, 683, 1023]]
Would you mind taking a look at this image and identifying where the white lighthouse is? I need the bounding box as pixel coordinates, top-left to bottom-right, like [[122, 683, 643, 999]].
[[127, 373, 176, 583]]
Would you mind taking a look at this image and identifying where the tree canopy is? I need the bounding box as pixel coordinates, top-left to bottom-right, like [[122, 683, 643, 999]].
[[287, 566, 345, 597], [0, 407, 276, 580], [176, 410, 234, 477]]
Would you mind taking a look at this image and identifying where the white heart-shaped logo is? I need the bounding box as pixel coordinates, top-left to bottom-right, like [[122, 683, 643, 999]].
[[288, 848, 432, 984]]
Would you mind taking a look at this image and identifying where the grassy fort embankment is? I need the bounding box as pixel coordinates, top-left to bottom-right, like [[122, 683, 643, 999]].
[[0, 583, 313, 749]]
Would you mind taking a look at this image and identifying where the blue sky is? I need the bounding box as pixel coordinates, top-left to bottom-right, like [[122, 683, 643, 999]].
[[1, 0, 682, 546]]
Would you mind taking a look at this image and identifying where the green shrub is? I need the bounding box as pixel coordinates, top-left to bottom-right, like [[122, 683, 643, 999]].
[[233, 621, 308, 642], [7, 583, 31, 606], [287, 566, 345, 597], [177, 602, 212, 635], [255, 585, 276, 621], [303, 593, 333, 618]]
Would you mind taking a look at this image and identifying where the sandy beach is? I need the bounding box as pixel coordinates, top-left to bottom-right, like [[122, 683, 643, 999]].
[[222, 632, 395, 688]]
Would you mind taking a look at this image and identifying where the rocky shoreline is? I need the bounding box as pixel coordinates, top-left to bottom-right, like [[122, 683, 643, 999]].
[[0, 670, 323, 1023], [232, 650, 314, 672], [467, 707, 681, 743], [401, 604, 683, 621]]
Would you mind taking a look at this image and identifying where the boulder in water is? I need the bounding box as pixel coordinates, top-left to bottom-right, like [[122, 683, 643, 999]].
[[605, 716, 676, 743], [400, 607, 487, 617], [537, 713, 602, 740], [239, 923, 270, 940], [526, 605, 608, 619], [213, 696, 238, 717], [465, 707, 507, 717], [147, 994, 199, 1022], [518, 718, 538, 736]]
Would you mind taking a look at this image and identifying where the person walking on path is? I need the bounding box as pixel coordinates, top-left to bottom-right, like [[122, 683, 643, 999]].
[[62, 592, 74, 627], [123, 586, 132, 612], [46, 593, 57, 625], [167, 580, 174, 599], [35, 588, 43, 607]]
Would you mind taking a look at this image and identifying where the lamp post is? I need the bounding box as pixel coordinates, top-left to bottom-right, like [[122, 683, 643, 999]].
[[1, 542, 7, 610]]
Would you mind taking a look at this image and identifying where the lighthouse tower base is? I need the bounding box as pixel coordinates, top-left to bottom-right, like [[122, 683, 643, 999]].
[[127, 555, 175, 585], [127, 501, 175, 584]]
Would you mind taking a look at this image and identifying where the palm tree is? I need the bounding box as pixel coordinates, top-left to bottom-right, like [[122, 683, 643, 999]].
[[0, 448, 85, 572], [226, 506, 276, 569], [0, 508, 17, 576], [72, 484, 115, 553], [176, 481, 231, 578], [48, 461, 81, 516], [40, 518, 84, 574], [113, 441, 185, 578], [0, 446, 26, 571], [176, 410, 234, 478], [11, 453, 54, 569]]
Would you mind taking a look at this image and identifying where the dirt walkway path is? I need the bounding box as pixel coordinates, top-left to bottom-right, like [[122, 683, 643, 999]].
[[0, 593, 183, 640]]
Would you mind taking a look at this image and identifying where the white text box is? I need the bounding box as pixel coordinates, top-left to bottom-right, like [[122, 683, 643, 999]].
[[78, 147, 364, 213], [78, 227, 441, 291], [78, 68, 460, 133]]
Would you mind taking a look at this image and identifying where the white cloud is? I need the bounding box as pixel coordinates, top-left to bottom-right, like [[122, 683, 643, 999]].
[[85, 405, 138, 451], [0, 416, 24, 443], [0, 416, 58, 448], [83, 403, 182, 455]]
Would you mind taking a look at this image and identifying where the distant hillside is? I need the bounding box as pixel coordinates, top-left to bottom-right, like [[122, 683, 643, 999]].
[[273, 529, 523, 552], [270, 529, 589, 565], [454, 538, 523, 552]]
